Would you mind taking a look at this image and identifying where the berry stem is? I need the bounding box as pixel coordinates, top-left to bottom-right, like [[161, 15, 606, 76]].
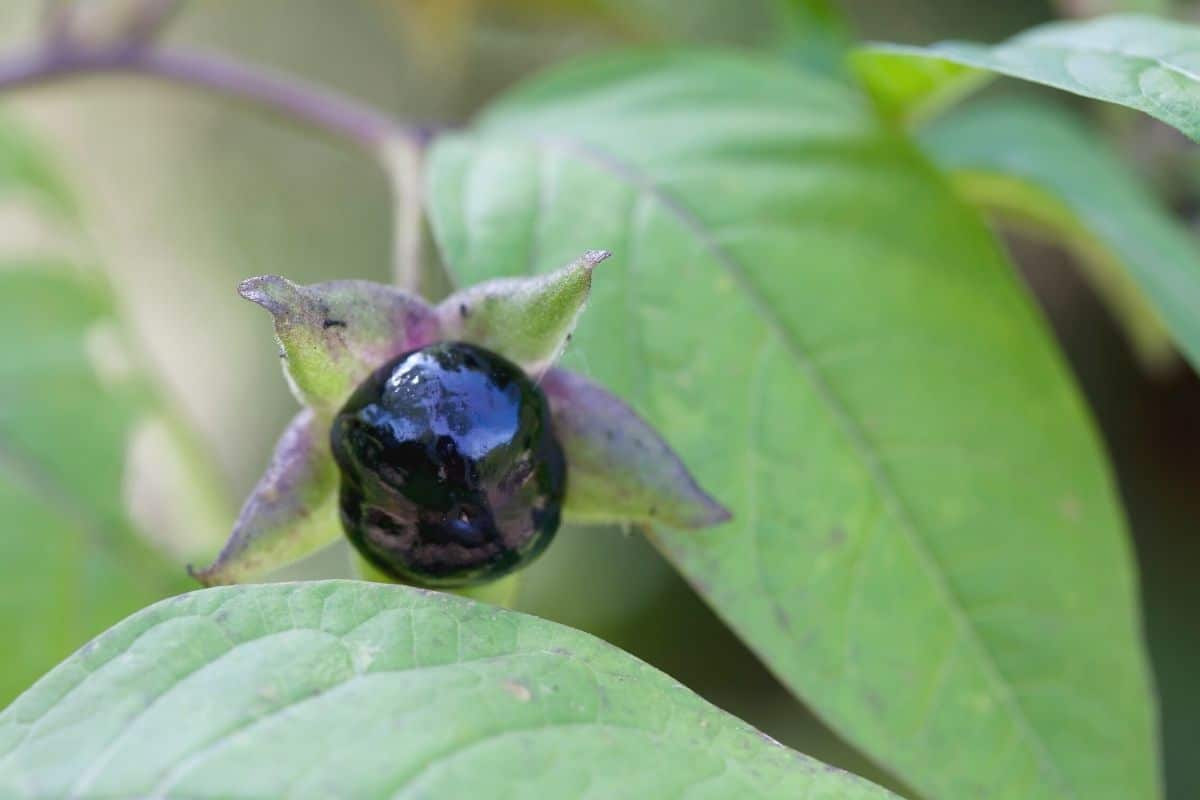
[[385, 137, 430, 294]]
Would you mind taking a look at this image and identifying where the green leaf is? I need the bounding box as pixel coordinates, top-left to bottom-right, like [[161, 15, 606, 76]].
[[846, 51, 989, 126], [854, 14, 1200, 139], [427, 52, 1160, 800], [0, 581, 897, 799], [437, 250, 609, 373], [239, 275, 440, 415], [770, 0, 853, 79], [920, 98, 1198, 371], [0, 263, 190, 706], [543, 368, 731, 528], [190, 409, 339, 586]]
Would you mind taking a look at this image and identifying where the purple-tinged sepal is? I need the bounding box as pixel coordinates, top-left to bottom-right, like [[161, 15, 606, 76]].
[[436, 250, 609, 374], [190, 409, 339, 585], [542, 368, 731, 529], [239, 275, 440, 414], [201, 252, 725, 593]]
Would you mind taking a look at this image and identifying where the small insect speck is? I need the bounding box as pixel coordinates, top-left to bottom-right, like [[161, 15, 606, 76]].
[[323, 319, 347, 329]]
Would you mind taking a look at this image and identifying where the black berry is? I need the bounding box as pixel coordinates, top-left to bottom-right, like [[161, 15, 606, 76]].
[[330, 342, 566, 587]]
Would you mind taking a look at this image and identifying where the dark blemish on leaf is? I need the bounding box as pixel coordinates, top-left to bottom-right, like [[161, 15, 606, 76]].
[[772, 605, 791, 629], [829, 527, 846, 547], [323, 319, 347, 329], [649, 506, 658, 516], [865, 690, 886, 714]]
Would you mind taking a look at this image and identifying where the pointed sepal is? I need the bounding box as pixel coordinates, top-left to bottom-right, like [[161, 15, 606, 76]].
[[190, 409, 340, 586], [436, 250, 609, 373], [542, 368, 731, 529], [240, 276, 440, 414]]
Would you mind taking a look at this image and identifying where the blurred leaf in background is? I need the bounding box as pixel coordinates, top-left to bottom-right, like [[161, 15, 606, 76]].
[[920, 97, 1200, 372], [0, 119, 171, 705], [1055, 0, 1169, 16]]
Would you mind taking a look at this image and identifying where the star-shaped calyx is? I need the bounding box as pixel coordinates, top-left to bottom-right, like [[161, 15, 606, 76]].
[[191, 250, 730, 590]]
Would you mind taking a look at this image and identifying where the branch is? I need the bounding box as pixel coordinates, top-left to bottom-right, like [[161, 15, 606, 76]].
[[0, 44, 413, 154], [0, 33, 434, 291]]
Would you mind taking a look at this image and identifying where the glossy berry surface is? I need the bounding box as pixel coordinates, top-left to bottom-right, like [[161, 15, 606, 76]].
[[330, 341, 566, 587]]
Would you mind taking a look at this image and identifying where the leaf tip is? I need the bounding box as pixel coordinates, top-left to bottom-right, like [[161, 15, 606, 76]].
[[238, 275, 301, 315], [186, 562, 223, 588], [696, 497, 734, 527], [657, 479, 733, 530], [582, 249, 611, 269]]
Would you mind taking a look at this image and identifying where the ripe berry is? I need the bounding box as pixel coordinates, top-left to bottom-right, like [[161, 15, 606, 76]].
[[330, 342, 566, 587]]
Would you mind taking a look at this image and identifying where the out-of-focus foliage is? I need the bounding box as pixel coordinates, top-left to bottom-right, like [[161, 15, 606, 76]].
[[857, 15, 1200, 141], [1056, 0, 1169, 16], [922, 98, 1200, 371], [0, 117, 188, 705]]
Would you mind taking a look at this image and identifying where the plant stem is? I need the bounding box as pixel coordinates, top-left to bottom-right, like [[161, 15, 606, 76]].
[[0, 36, 437, 288], [385, 136, 428, 293], [0, 44, 410, 154]]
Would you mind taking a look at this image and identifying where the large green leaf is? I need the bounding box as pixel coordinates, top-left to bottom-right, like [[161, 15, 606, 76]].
[[0, 581, 895, 799], [854, 14, 1200, 139], [427, 52, 1160, 800], [921, 98, 1200, 371]]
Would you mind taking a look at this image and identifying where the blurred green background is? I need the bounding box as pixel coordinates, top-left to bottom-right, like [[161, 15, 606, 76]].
[[0, 2, 1196, 798]]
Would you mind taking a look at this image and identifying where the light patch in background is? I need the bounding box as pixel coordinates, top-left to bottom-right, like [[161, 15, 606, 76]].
[[122, 414, 233, 563]]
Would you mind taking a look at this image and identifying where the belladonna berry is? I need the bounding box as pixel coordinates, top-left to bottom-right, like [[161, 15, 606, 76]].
[[330, 341, 567, 587]]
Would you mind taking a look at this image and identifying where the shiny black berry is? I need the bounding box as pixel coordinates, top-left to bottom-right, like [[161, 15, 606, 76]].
[[330, 341, 566, 587]]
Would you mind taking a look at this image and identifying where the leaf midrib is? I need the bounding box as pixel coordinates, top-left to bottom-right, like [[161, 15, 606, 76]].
[[499, 130, 1076, 798]]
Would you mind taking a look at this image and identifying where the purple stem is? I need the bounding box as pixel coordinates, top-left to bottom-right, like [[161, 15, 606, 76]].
[[0, 43, 410, 153]]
